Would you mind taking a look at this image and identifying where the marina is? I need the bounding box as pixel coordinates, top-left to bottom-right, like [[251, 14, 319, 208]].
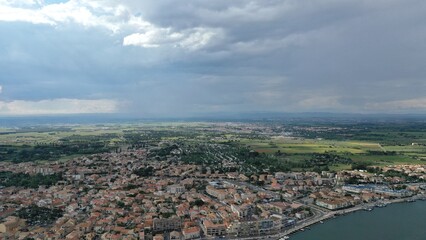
[[290, 200, 426, 240]]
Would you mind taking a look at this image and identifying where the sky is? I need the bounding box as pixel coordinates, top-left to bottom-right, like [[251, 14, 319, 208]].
[[0, 0, 426, 117]]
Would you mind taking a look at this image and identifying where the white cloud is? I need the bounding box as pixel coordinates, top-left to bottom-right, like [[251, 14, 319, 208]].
[[0, 0, 42, 7], [0, 5, 53, 24], [0, 0, 128, 31], [0, 85, 2, 94], [123, 27, 222, 50], [0, 98, 119, 115], [366, 97, 426, 110], [0, 0, 222, 50]]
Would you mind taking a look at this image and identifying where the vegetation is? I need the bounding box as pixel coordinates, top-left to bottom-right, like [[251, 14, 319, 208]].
[[133, 166, 154, 177], [0, 121, 425, 173], [16, 205, 63, 226], [0, 171, 63, 188], [190, 199, 205, 207], [0, 143, 113, 163]]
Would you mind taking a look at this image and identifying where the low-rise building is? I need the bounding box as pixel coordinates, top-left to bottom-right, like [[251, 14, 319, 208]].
[[0, 216, 25, 234], [316, 198, 353, 210], [153, 217, 183, 232], [182, 226, 201, 239], [206, 186, 228, 200], [202, 220, 226, 237], [167, 185, 186, 194]]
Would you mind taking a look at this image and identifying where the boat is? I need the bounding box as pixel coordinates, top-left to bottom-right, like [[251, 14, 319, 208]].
[[376, 202, 387, 208], [320, 221, 324, 224]]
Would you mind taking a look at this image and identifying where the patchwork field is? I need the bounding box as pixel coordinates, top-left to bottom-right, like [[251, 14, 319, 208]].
[[241, 138, 383, 154], [239, 136, 425, 171], [0, 121, 425, 172]]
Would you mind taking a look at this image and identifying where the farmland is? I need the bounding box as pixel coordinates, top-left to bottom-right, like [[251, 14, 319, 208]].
[[0, 120, 425, 172]]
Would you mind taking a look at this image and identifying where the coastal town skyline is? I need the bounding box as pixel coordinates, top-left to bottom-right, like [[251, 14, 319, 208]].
[[1, 1, 426, 240], [1, 121, 425, 239]]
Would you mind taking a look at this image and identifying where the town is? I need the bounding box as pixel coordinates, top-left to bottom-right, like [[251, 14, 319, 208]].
[[1, 137, 425, 240]]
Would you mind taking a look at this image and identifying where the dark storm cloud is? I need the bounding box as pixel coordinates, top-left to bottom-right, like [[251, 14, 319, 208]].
[[0, 0, 425, 115]]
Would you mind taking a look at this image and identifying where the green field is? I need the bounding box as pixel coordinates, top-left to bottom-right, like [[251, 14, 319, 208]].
[[0, 121, 425, 172], [238, 136, 425, 171], [240, 138, 382, 154]]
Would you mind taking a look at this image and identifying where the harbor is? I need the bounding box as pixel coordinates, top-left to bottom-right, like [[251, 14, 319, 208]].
[[245, 194, 426, 240], [289, 197, 426, 240]]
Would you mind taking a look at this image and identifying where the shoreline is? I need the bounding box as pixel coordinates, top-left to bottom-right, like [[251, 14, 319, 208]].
[[226, 193, 426, 240], [278, 194, 426, 239]]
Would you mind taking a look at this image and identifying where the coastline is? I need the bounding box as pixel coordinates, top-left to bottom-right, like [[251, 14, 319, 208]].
[[226, 193, 426, 240], [278, 193, 426, 240]]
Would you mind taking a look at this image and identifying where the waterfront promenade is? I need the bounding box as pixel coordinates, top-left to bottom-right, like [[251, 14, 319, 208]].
[[276, 194, 426, 240], [224, 193, 426, 240]]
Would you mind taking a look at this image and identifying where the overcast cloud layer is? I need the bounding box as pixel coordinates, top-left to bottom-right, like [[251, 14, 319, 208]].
[[0, 0, 426, 116]]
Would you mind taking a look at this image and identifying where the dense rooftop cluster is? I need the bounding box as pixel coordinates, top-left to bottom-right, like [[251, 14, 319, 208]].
[[1, 122, 426, 239], [1, 147, 425, 239]]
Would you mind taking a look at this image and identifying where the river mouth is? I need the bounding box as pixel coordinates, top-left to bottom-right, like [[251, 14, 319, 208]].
[[290, 201, 426, 240]]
